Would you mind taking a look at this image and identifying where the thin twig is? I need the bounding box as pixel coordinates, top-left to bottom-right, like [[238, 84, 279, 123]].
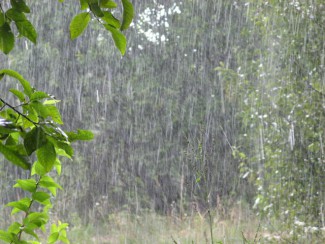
[[171, 235, 178, 244], [208, 209, 214, 244], [241, 231, 249, 243], [0, 103, 5, 111], [0, 97, 38, 125], [253, 222, 261, 243], [16, 177, 40, 242]]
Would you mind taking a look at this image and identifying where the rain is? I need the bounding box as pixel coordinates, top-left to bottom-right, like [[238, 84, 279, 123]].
[[0, 0, 324, 243]]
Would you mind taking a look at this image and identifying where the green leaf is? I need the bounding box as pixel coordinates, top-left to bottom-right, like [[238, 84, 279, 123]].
[[16, 240, 28, 244], [0, 121, 20, 134], [14, 179, 37, 192], [0, 230, 14, 243], [58, 223, 69, 231], [6, 8, 26, 22], [43, 99, 61, 105], [43, 202, 53, 214], [45, 105, 63, 124], [80, 0, 88, 10], [6, 198, 31, 213], [31, 161, 47, 176], [9, 89, 26, 102], [50, 223, 58, 233], [37, 141, 57, 173], [15, 19, 37, 43], [8, 222, 21, 234], [104, 24, 126, 55], [48, 232, 59, 244], [22, 105, 39, 126], [100, 0, 117, 8], [5, 143, 26, 154], [5, 133, 20, 145], [54, 159, 62, 175], [39, 175, 62, 196], [30, 91, 50, 101], [42, 126, 68, 142], [0, 23, 15, 54], [24, 212, 48, 227], [24, 127, 47, 156], [30, 101, 48, 118], [0, 134, 9, 141], [89, 3, 104, 17], [32, 191, 51, 204], [59, 235, 70, 244], [24, 222, 40, 232], [53, 140, 73, 158], [69, 12, 91, 40], [11, 207, 23, 215], [0, 69, 33, 96], [56, 148, 72, 159], [10, 0, 30, 13], [23, 227, 39, 240], [0, 12, 5, 26], [67, 129, 94, 142], [0, 143, 30, 170], [10, 198, 32, 215], [101, 11, 120, 28], [7, 144, 28, 156], [120, 0, 134, 31], [40, 176, 62, 189], [31, 102, 63, 123]]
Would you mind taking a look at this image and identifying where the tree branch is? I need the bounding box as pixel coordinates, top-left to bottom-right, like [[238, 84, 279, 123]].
[[0, 97, 38, 125]]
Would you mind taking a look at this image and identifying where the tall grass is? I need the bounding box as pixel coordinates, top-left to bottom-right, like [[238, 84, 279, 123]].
[[1, 201, 324, 243], [67, 203, 325, 244], [67, 205, 265, 244]]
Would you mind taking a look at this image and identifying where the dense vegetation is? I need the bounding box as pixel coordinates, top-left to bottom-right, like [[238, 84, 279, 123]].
[[0, 0, 133, 243], [0, 0, 324, 243]]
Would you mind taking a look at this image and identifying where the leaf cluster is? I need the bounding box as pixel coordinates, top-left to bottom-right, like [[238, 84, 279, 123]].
[[0, 1, 134, 243], [0, 0, 134, 55], [70, 0, 133, 55], [0, 69, 94, 243], [0, 0, 36, 54]]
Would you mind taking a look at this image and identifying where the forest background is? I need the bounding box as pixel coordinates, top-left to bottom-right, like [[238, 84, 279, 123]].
[[0, 0, 324, 243]]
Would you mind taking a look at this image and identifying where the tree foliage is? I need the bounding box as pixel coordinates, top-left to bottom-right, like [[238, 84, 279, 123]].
[[230, 0, 325, 238], [0, 0, 133, 55], [0, 0, 133, 243]]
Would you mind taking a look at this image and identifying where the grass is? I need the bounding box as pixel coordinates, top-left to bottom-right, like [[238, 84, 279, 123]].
[[2, 203, 324, 243], [67, 207, 265, 244], [66, 206, 325, 244]]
